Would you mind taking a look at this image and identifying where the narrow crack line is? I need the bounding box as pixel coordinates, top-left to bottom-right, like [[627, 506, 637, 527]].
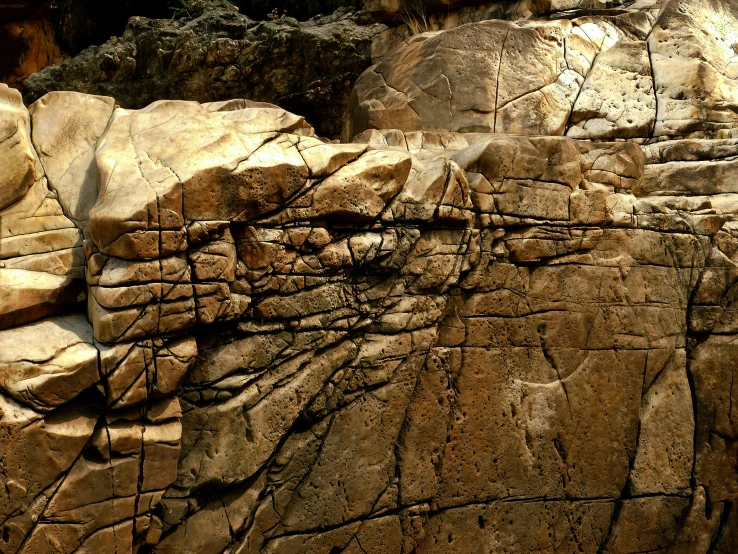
[[645, 38, 658, 139], [564, 54, 594, 135], [493, 30, 511, 133], [13, 416, 104, 553]]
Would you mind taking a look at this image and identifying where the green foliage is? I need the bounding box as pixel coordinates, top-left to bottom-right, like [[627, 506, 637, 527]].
[[169, 0, 198, 18]]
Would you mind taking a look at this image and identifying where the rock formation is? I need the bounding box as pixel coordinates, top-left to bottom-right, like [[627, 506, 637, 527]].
[[2, 0, 738, 552], [21, 2, 387, 138]]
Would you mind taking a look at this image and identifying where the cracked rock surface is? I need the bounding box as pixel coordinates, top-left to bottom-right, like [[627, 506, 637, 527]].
[[2, 0, 738, 551], [345, 0, 738, 142]]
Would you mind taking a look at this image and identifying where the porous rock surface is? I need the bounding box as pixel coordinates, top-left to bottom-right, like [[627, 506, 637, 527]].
[[2, 0, 738, 551], [345, 0, 738, 141]]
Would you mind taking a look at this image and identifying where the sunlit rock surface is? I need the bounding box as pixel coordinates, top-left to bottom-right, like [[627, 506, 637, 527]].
[[2, 0, 738, 551], [346, 0, 738, 142]]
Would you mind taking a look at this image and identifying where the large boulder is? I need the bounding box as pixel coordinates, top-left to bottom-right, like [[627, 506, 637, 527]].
[[344, 14, 654, 140]]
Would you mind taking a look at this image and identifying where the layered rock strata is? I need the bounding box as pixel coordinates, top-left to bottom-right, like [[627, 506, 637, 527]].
[[2, 0, 738, 551], [2, 70, 738, 549]]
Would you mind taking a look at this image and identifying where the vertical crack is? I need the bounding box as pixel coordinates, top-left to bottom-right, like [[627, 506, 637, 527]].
[[493, 30, 511, 134]]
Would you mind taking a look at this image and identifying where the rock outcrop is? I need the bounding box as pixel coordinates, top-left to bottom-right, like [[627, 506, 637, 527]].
[[22, 2, 387, 138], [235, 0, 363, 21], [2, 0, 738, 551], [345, 0, 737, 142]]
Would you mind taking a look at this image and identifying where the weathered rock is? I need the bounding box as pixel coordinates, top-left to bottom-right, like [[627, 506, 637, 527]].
[[345, 15, 649, 140], [648, 0, 738, 139], [347, 0, 738, 141], [0, 85, 86, 330], [5, 9, 738, 547], [0, 314, 98, 411], [29, 91, 115, 224], [364, 0, 509, 20], [0, 85, 38, 210], [567, 40, 656, 139], [22, 2, 387, 138]]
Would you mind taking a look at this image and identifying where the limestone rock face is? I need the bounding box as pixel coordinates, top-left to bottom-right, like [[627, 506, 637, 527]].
[[346, 0, 738, 141], [1, 87, 737, 551], [3, 0, 738, 549]]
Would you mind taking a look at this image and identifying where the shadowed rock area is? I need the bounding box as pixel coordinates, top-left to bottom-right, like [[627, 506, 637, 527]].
[[21, 2, 387, 138], [2, 0, 738, 552]]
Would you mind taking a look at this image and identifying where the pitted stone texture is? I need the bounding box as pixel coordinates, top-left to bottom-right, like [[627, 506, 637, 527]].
[[364, 0, 523, 20], [5, 90, 738, 553], [567, 40, 656, 139], [344, 15, 657, 140], [347, 0, 738, 142], [649, 0, 738, 139]]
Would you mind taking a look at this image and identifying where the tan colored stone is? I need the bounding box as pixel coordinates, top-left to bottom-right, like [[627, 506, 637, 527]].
[[346, 15, 656, 141], [90, 100, 314, 259], [649, 0, 738, 138], [0, 114, 86, 330], [346, 20, 580, 139], [29, 91, 116, 223], [0, 314, 98, 411], [0, 269, 85, 330], [567, 41, 656, 139], [5, 78, 738, 553], [0, 84, 40, 210], [97, 336, 196, 408], [628, 349, 694, 494], [417, 501, 613, 553], [0, 398, 97, 526]]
